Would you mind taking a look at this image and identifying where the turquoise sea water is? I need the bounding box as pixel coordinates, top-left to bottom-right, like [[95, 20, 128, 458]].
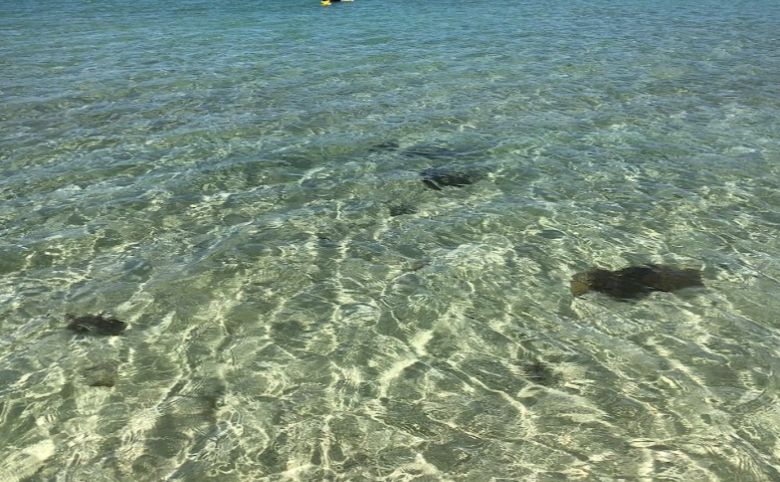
[[2, 0, 780, 480]]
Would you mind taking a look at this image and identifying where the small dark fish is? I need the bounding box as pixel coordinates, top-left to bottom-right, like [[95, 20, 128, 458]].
[[66, 313, 126, 336], [571, 264, 704, 300], [420, 167, 483, 191]]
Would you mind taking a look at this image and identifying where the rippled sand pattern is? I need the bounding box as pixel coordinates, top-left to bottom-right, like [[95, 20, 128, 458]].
[[2, 0, 780, 480]]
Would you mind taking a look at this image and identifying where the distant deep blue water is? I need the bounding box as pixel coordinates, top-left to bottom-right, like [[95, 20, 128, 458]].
[[1, 0, 780, 480]]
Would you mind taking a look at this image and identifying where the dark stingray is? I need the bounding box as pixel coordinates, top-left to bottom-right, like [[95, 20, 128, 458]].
[[420, 167, 484, 191], [570, 264, 704, 300], [66, 313, 126, 336]]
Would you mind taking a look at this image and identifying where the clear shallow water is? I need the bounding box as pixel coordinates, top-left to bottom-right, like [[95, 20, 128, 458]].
[[1, 0, 780, 479]]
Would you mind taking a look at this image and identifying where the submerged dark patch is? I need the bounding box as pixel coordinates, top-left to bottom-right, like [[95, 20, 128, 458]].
[[66, 313, 126, 336], [420, 167, 483, 191], [83, 364, 118, 388], [388, 203, 417, 216], [402, 144, 462, 161], [368, 140, 400, 153], [523, 360, 559, 387], [571, 264, 704, 300]]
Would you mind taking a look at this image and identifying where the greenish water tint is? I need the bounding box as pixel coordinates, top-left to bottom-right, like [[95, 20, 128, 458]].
[[2, 0, 780, 479]]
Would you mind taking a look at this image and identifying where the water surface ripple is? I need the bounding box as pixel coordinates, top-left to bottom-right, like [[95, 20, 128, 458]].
[[1, 0, 780, 480]]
